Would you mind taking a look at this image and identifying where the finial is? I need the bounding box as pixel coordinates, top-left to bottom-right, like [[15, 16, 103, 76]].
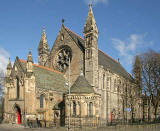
[[62, 19, 65, 24], [27, 48, 33, 63], [136, 51, 139, 56], [7, 57, 12, 69], [43, 25, 45, 32], [89, 3, 92, 7], [28, 48, 32, 57]]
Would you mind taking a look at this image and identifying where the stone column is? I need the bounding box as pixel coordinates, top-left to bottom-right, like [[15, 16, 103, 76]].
[[76, 101, 79, 116], [93, 102, 95, 116]]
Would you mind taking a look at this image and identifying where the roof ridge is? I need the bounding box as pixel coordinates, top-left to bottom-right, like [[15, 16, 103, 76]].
[[71, 75, 91, 88], [63, 26, 121, 66], [64, 25, 85, 41], [71, 75, 95, 93], [99, 49, 119, 64], [19, 59, 62, 74]]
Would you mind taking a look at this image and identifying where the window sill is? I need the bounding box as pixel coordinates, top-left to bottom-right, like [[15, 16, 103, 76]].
[[9, 98, 24, 101]]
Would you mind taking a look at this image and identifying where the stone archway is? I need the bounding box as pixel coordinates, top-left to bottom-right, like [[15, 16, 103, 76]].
[[14, 104, 22, 124]]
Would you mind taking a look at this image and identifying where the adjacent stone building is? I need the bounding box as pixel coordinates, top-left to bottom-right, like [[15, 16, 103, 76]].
[[4, 5, 142, 127]]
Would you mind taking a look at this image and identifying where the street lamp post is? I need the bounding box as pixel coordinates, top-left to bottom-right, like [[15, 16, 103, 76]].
[[68, 57, 71, 130]]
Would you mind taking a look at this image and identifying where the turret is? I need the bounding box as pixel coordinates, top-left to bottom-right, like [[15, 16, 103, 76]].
[[84, 4, 99, 88], [26, 49, 33, 73], [38, 26, 50, 66], [6, 57, 12, 77]]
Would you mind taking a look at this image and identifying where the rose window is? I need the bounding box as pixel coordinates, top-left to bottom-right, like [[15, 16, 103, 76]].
[[54, 47, 72, 72]]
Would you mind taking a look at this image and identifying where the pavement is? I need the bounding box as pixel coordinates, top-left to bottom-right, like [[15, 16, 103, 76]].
[[0, 123, 160, 131], [0, 123, 65, 131]]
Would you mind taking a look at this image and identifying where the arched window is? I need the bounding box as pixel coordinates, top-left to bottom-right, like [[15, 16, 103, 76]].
[[16, 77, 20, 99], [78, 102, 80, 116], [110, 77, 112, 90], [125, 84, 128, 93], [103, 74, 105, 89], [119, 81, 122, 93], [107, 77, 109, 88], [114, 79, 117, 90], [87, 49, 92, 59], [40, 94, 44, 108], [89, 102, 93, 117], [73, 101, 76, 116], [87, 36, 92, 47]]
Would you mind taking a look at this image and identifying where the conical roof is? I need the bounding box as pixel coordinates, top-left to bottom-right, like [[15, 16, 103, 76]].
[[70, 73, 95, 94], [27, 49, 33, 63]]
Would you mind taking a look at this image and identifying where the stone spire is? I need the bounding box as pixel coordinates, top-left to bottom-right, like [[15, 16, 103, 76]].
[[7, 57, 12, 70], [27, 48, 33, 63], [84, 4, 99, 36], [38, 26, 49, 52], [84, 4, 99, 88], [38, 26, 50, 66]]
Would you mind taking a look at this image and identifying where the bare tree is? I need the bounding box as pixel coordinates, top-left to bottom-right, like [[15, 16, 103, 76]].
[[0, 70, 5, 96], [0, 70, 5, 121], [140, 50, 160, 120]]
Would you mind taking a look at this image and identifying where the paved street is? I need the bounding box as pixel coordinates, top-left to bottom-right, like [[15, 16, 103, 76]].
[[0, 124, 65, 131], [0, 123, 160, 131]]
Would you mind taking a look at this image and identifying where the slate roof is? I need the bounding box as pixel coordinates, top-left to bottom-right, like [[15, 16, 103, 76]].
[[70, 73, 95, 94], [19, 59, 67, 92], [98, 50, 132, 80], [64, 26, 132, 80]]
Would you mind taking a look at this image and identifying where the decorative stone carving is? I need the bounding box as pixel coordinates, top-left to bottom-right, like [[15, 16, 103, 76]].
[[54, 46, 72, 72]]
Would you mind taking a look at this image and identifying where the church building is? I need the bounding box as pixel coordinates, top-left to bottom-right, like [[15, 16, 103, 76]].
[[4, 5, 142, 127]]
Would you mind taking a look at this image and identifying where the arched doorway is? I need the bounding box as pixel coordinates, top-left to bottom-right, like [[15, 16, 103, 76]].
[[14, 105, 21, 124]]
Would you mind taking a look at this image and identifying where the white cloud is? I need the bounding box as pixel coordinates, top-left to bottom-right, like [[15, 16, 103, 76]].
[[0, 47, 10, 73], [84, 0, 108, 5], [111, 34, 147, 65]]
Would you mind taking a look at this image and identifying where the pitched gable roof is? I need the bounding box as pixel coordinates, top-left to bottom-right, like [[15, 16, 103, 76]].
[[19, 59, 67, 92], [63, 26, 133, 80], [63, 25, 85, 51], [98, 50, 132, 80]]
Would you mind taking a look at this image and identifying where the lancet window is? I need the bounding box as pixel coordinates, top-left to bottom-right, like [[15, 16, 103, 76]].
[[40, 94, 44, 108], [89, 102, 93, 117], [73, 101, 76, 116]]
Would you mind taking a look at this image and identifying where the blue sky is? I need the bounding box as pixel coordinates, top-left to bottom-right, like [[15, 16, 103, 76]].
[[0, 0, 160, 74]]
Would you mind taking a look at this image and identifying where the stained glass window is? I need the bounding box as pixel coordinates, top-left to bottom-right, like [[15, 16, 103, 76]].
[[73, 101, 76, 116], [16, 77, 20, 99], [89, 102, 93, 117], [40, 94, 44, 108]]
